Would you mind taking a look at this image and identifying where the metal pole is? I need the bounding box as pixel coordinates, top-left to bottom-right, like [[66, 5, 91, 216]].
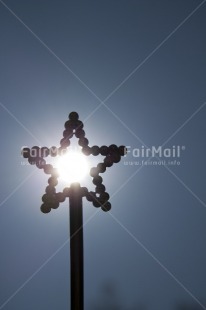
[[69, 184, 84, 310]]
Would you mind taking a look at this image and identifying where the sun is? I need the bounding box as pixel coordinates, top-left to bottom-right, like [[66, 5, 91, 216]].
[[56, 151, 89, 184]]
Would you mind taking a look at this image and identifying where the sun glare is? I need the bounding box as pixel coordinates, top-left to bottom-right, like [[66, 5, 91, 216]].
[[56, 151, 89, 184]]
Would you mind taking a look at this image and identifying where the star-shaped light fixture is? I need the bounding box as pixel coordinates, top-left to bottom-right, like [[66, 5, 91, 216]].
[[21, 111, 126, 310], [22, 111, 126, 213]]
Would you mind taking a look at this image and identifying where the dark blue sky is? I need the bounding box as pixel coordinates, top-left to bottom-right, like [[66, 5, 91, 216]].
[[0, 1, 206, 309]]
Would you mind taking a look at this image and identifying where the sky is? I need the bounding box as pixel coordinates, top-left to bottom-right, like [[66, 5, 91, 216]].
[[0, 0, 206, 309]]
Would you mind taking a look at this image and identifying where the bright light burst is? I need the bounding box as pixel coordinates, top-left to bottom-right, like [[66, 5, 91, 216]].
[[56, 151, 89, 184]]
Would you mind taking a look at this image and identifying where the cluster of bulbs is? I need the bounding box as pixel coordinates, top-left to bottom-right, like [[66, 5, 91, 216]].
[[22, 112, 126, 213]]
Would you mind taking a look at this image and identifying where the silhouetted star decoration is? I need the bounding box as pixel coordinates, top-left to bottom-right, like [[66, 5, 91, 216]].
[[22, 112, 126, 213]]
